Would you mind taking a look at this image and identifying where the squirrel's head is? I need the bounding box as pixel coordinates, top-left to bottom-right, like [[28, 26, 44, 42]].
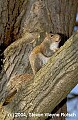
[[45, 32, 61, 51], [46, 32, 61, 43]]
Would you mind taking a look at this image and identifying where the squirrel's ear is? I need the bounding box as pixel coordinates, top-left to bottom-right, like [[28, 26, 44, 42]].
[[46, 32, 48, 36]]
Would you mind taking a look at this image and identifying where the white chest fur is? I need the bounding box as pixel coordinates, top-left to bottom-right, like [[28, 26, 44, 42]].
[[39, 53, 50, 64], [50, 42, 59, 51]]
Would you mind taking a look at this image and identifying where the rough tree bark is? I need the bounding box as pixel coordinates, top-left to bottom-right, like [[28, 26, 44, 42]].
[[0, 0, 77, 46], [0, 0, 78, 120], [0, 31, 78, 120]]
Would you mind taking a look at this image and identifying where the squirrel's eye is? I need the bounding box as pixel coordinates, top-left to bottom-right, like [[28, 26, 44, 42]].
[[51, 34, 53, 37]]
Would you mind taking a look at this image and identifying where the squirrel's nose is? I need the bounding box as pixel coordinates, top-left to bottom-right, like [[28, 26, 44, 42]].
[[55, 36, 61, 42]]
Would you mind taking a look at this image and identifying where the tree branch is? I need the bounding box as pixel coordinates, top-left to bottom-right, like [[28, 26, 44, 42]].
[[1, 31, 78, 120]]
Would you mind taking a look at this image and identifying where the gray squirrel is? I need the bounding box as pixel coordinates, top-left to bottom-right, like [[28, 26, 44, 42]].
[[29, 33, 61, 75]]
